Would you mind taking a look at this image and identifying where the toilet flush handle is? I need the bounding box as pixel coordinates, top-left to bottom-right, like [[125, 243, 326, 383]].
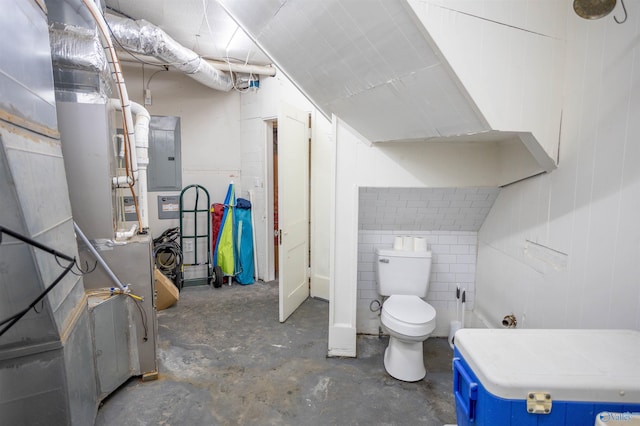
[[379, 258, 389, 264]]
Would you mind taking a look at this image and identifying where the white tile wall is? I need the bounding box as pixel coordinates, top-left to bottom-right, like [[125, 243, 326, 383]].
[[356, 187, 493, 335], [359, 187, 499, 231], [357, 229, 477, 335]]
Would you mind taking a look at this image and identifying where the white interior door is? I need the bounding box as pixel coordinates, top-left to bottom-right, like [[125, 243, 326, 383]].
[[278, 102, 310, 322]]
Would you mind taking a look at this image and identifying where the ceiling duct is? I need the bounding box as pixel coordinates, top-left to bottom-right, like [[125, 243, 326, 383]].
[[49, 23, 113, 99], [105, 13, 233, 92]]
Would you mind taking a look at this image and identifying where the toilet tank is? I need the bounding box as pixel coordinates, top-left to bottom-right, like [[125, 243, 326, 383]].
[[375, 248, 432, 297]]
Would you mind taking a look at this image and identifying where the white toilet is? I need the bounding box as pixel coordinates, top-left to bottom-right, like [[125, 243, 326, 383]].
[[375, 247, 436, 382]]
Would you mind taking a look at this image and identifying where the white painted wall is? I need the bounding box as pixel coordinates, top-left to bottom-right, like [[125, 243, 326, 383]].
[[122, 64, 332, 294], [310, 115, 333, 300], [121, 64, 242, 238], [329, 120, 514, 357], [238, 73, 310, 281], [237, 72, 332, 291], [327, 0, 572, 359], [409, 0, 566, 160], [475, 6, 640, 331]]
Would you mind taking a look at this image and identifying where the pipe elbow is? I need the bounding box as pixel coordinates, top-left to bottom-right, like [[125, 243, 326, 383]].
[[502, 314, 517, 328]]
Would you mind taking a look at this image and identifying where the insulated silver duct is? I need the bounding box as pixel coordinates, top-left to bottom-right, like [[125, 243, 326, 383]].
[[105, 13, 233, 92], [49, 22, 112, 100], [50, 23, 107, 76]]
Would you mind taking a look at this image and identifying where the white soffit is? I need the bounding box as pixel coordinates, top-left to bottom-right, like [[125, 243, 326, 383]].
[[218, 0, 490, 143]]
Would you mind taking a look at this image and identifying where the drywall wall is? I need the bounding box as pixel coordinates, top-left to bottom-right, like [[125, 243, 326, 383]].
[[475, 4, 640, 330]]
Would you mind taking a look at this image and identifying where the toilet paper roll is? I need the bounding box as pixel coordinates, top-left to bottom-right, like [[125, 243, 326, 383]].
[[402, 235, 414, 251], [393, 236, 403, 251], [413, 237, 427, 252]]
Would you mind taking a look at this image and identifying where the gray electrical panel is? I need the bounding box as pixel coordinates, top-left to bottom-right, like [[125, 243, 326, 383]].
[[158, 195, 180, 219], [148, 116, 181, 191]]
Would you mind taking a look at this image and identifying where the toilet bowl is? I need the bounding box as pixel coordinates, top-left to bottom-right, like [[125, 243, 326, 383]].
[[380, 295, 436, 382], [375, 246, 436, 382]]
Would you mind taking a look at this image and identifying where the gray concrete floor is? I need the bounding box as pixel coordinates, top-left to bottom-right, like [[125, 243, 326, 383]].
[[95, 281, 456, 425]]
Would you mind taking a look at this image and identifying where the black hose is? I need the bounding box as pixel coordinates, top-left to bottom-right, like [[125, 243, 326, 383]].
[[153, 227, 182, 285]]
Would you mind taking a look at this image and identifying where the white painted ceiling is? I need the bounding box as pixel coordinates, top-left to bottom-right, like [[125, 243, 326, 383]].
[[218, 0, 491, 143], [103, 0, 563, 186], [101, 0, 555, 186], [104, 0, 492, 144]]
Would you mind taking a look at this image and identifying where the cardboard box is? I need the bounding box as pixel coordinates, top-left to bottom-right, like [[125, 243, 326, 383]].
[[154, 267, 179, 310]]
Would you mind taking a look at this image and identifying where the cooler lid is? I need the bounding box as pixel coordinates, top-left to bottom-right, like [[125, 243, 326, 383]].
[[376, 248, 432, 258], [455, 329, 640, 402], [384, 295, 435, 324]]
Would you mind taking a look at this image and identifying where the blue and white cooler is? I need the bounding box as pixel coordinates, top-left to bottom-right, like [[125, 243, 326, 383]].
[[453, 329, 640, 426]]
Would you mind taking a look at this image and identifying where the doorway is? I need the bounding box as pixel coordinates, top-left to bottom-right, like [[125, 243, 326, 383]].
[[264, 103, 313, 322]]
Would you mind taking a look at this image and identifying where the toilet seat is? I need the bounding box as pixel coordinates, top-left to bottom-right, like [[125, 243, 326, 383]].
[[381, 295, 436, 337]]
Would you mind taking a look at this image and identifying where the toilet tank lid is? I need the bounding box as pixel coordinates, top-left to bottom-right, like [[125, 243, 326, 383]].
[[376, 248, 432, 258]]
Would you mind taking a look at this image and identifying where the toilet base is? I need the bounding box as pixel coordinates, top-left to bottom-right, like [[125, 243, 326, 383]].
[[383, 336, 426, 382]]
